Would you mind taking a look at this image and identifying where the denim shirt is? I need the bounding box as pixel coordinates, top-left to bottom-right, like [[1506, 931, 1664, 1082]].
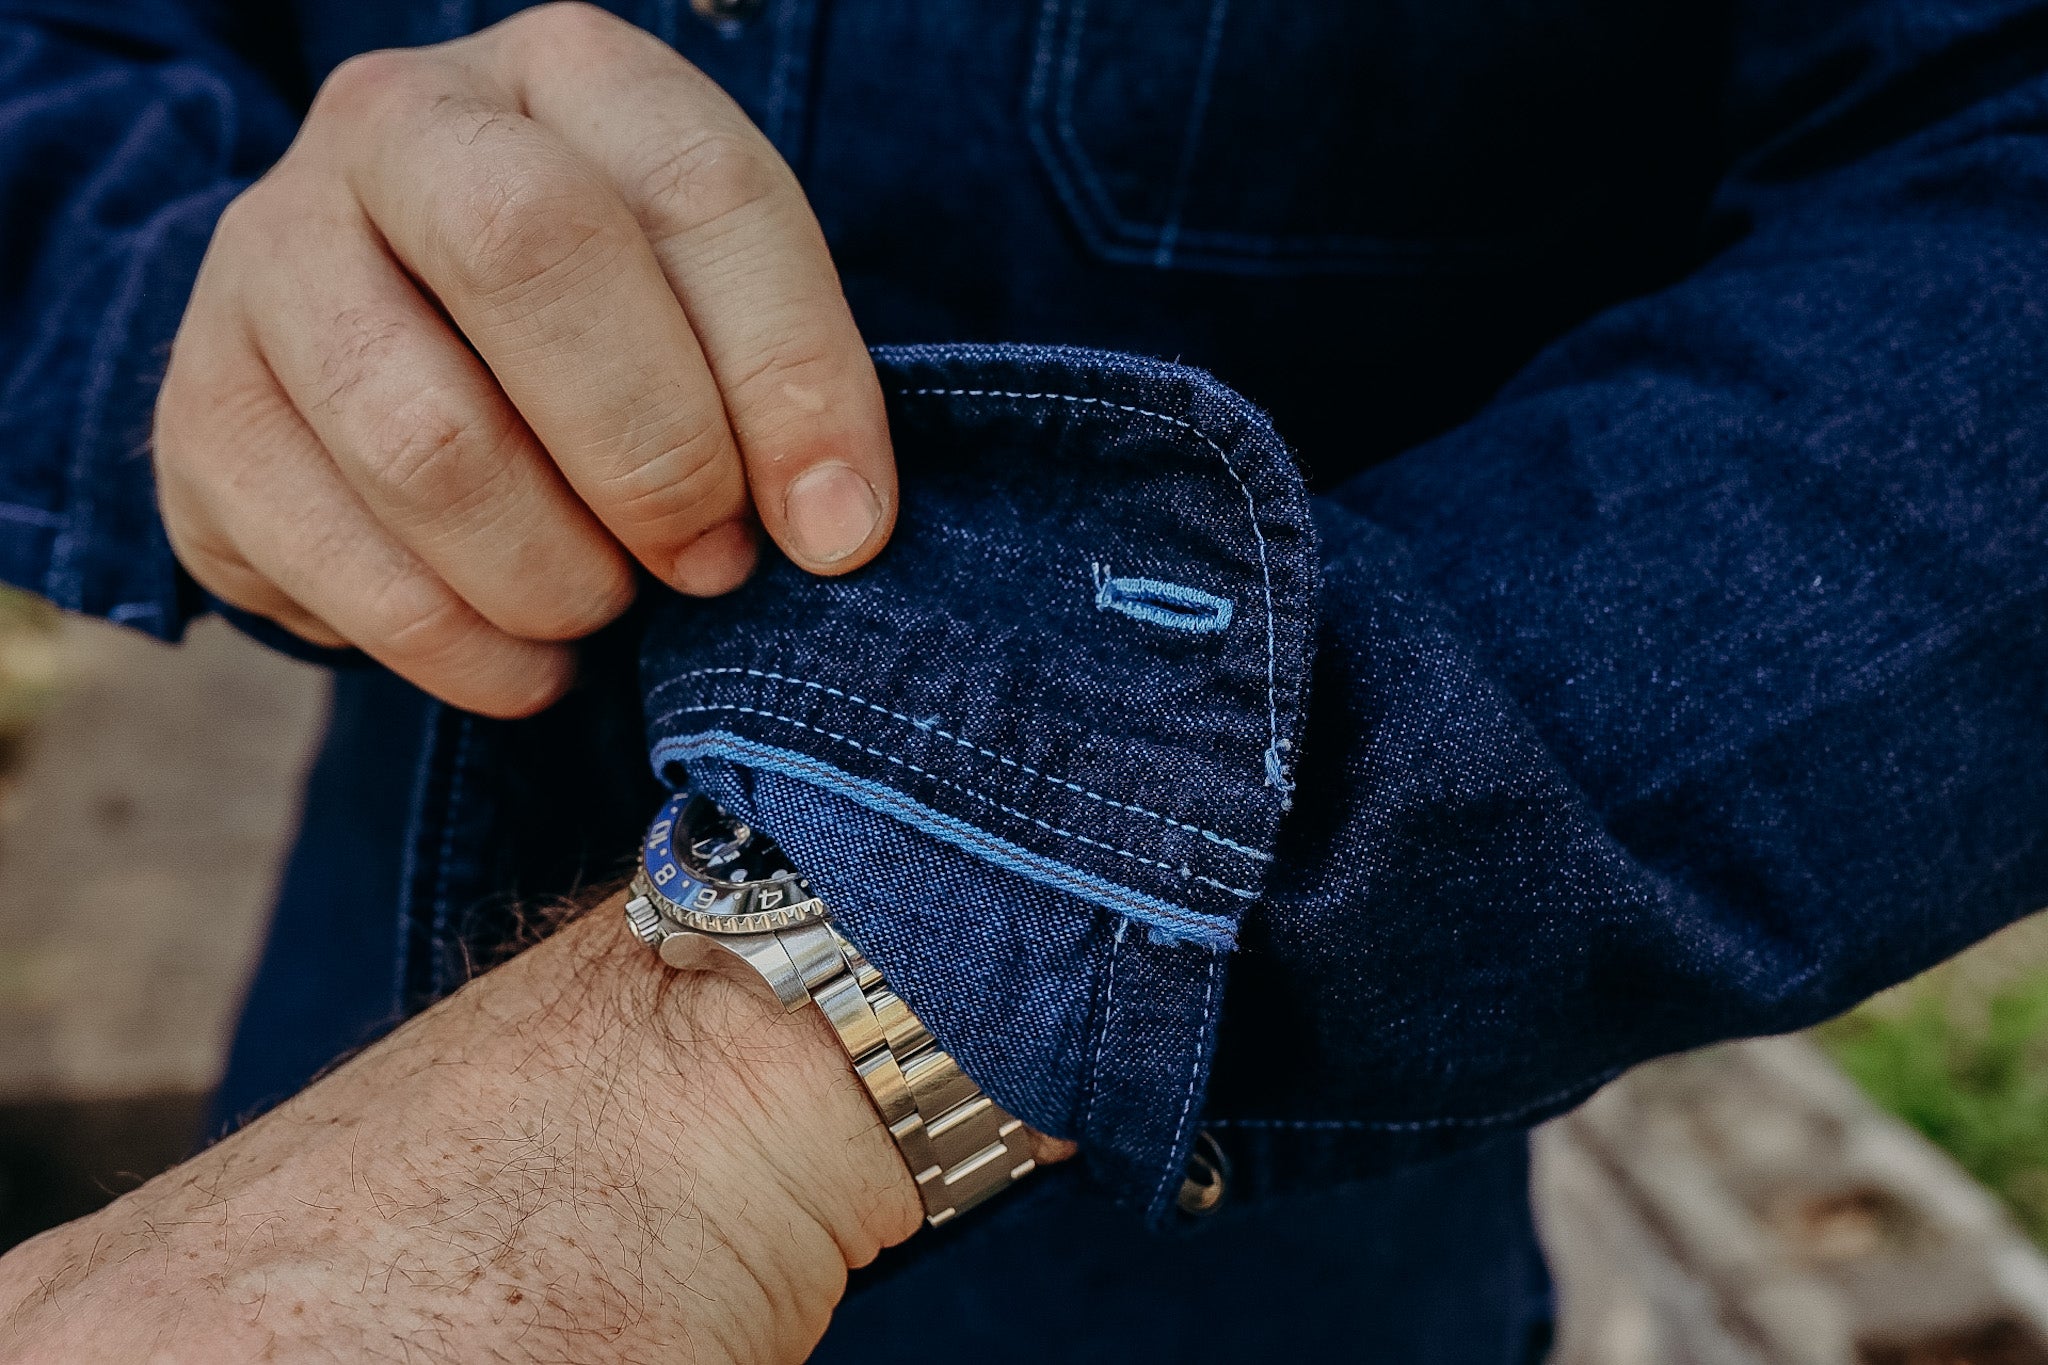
[[8, 1, 2048, 1359]]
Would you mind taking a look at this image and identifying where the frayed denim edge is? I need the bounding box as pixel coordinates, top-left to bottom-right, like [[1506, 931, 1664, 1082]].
[[650, 730, 1239, 950]]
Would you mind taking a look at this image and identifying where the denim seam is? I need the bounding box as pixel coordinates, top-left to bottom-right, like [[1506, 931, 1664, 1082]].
[[894, 385, 1294, 798], [106, 601, 159, 627], [49, 185, 237, 616], [1151, 951, 1218, 1214], [1151, 0, 1232, 268], [391, 698, 444, 1010], [655, 729, 1238, 945], [51, 220, 154, 609], [648, 666, 1273, 863], [1204, 1069, 1627, 1134], [1080, 918, 1123, 1136], [1024, 0, 1526, 268], [762, 0, 820, 164], [653, 701, 1259, 900], [1050, 0, 1117, 232], [0, 504, 59, 529], [429, 711, 474, 995]]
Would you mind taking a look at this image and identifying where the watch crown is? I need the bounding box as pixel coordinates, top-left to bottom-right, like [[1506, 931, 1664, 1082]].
[[623, 895, 666, 947]]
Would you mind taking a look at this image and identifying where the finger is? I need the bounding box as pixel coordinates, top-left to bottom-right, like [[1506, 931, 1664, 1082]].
[[496, 7, 896, 575], [164, 515, 352, 649], [158, 455, 352, 649], [330, 54, 757, 596], [239, 193, 639, 641], [162, 329, 576, 717]]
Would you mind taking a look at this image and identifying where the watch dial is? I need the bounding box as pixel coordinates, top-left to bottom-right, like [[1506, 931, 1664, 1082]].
[[639, 792, 817, 926]]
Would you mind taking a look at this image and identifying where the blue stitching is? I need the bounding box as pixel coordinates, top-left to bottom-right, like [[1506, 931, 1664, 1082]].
[[1093, 563, 1233, 633], [0, 504, 59, 529], [1024, 0, 1133, 268], [649, 666, 1272, 863], [50, 186, 234, 609], [763, 0, 817, 155], [429, 712, 474, 994], [52, 223, 156, 608], [391, 699, 444, 1009], [654, 730, 1237, 946], [652, 701, 1259, 900], [1080, 919, 1123, 1136], [1152, 0, 1232, 269], [1051, 0, 1124, 232], [1152, 951, 1218, 1215], [894, 386, 1293, 798], [1027, 0, 1518, 269], [1204, 1070, 1625, 1134], [106, 602, 159, 627]]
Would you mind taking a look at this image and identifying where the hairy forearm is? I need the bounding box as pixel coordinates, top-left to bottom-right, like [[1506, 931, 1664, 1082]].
[[0, 894, 923, 1362]]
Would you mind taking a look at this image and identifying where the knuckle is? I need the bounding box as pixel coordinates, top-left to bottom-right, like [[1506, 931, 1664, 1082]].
[[719, 334, 884, 461], [207, 184, 264, 248], [205, 171, 311, 276], [438, 162, 620, 301], [598, 416, 746, 535], [311, 309, 407, 416], [151, 371, 206, 465], [530, 3, 691, 87], [169, 526, 248, 594], [314, 49, 420, 123], [721, 333, 844, 424], [363, 572, 480, 671], [363, 395, 509, 515], [513, 1, 632, 51], [169, 526, 284, 620], [154, 350, 261, 477], [516, 563, 636, 642], [637, 128, 786, 243]]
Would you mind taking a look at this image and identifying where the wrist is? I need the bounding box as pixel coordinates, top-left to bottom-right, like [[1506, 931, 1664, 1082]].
[[388, 896, 928, 1354], [0, 897, 918, 1365], [564, 893, 928, 1263]]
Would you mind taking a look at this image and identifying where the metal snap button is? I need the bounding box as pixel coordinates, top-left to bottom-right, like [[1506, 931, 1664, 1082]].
[[1176, 1130, 1230, 1216], [690, 0, 765, 22]]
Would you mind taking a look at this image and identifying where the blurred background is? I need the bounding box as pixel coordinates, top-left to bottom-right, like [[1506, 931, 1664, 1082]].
[[1, 592, 2046, 1364]]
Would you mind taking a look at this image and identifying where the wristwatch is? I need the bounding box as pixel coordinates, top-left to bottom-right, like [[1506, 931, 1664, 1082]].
[[624, 791, 1040, 1226]]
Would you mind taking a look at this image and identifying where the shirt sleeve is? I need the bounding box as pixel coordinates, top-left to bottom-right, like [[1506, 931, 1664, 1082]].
[[644, 1, 2048, 1221], [0, 1, 300, 635]]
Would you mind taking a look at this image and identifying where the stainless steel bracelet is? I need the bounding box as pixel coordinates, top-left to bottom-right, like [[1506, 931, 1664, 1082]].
[[627, 874, 1039, 1228], [774, 919, 1039, 1226]]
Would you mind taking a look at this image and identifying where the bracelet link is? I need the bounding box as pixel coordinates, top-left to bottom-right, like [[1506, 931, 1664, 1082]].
[[790, 924, 1037, 1226]]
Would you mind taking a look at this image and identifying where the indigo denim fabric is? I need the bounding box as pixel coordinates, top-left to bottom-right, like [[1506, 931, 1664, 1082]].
[[647, 344, 1318, 1213], [9, 0, 2048, 1359]]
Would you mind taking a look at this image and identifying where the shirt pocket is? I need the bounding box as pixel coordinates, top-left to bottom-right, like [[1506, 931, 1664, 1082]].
[[1024, 0, 1678, 276]]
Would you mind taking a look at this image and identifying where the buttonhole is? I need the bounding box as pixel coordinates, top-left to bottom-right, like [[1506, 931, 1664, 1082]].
[[1092, 564, 1233, 634]]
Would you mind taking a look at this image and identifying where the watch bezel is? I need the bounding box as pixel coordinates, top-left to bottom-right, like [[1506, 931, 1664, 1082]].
[[635, 792, 828, 936]]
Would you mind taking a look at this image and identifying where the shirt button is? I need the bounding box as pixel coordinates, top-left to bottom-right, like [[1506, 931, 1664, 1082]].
[[690, 0, 765, 22], [1176, 1130, 1230, 1216]]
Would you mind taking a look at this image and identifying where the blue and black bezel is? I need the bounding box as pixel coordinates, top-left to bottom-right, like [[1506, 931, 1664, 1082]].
[[633, 791, 826, 935]]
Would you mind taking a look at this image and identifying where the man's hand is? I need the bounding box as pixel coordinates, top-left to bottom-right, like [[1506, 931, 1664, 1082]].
[[0, 898, 1067, 1362], [154, 3, 897, 717]]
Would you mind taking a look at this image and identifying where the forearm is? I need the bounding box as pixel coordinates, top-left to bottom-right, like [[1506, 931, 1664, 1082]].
[[0, 895, 921, 1363]]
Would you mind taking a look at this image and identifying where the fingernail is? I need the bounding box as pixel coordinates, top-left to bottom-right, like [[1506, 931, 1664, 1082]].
[[783, 462, 882, 567]]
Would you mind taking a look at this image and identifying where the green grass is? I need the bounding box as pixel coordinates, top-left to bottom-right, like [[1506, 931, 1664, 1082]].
[[1819, 966, 2048, 1245]]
